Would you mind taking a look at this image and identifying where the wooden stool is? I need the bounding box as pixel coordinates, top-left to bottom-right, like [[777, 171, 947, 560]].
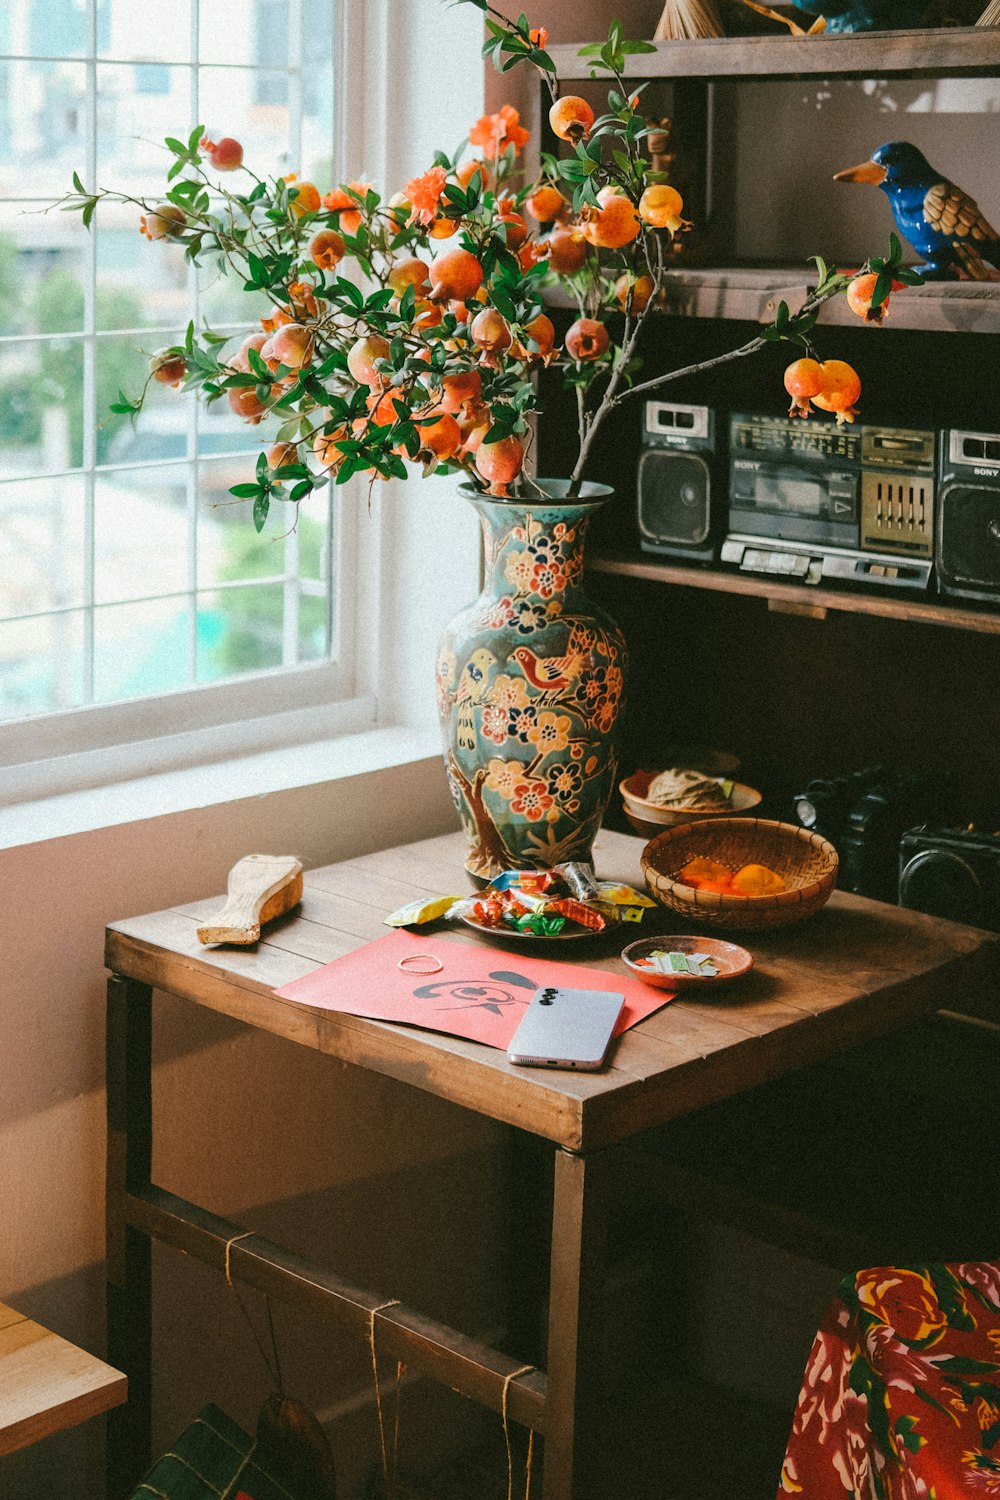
[[0, 1300, 126, 1457]]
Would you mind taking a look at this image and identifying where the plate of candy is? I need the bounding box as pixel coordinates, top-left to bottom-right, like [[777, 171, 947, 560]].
[[453, 864, 655, 945]]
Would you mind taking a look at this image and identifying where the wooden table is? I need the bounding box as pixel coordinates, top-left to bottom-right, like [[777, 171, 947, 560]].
[[104, 828, 998, 1499], [0, 1301, 125, 1458]]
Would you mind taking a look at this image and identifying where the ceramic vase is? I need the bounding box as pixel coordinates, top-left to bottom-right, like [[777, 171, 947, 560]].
[[437, 483, 627, 879]]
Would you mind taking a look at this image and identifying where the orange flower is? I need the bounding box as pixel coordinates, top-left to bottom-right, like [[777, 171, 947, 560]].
[[404, 165, 447, 227], [321, 181, 372, 235], [468, 104, 529, 161], [529, 26, 548, 47]]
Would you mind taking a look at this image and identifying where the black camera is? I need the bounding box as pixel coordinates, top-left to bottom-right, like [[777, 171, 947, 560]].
[[792, 768, 956, 903], [899, 825, 1000, 932]]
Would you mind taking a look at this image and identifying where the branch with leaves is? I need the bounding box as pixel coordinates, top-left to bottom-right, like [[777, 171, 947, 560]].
[[56, 4, 920, 525]]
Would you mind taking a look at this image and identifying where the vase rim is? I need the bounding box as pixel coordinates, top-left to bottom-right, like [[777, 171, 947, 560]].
[[457, 479, 614, 506]]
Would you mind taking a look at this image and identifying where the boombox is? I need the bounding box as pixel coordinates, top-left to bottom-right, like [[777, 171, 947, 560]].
[[637, 402, 720, 562], [936, 429, 1000, 604], [720, 413, 936, 592], [899, 824, 1000, 932]]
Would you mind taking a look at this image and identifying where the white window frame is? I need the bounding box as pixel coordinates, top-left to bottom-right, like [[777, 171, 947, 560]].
[[0, 0, 394, 805]]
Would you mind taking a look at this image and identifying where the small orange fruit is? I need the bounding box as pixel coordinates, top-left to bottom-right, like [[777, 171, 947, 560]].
[[313, 427, 347, 473], [475, 435, 524, 494], [731, 864, 788, 896], [545, 226, 588, 275], [267, 442, 299, 470], [150, 350, 186, 386], [416, 412, 462, 462], [614, 272, 655, 315], [638, 184, 685, 232], [548, 95, 595, 143], [289, 180, 321, 217], [139, 204, 186, 241], [347, 334, 391, 387], [678, 857, 732, 890], [565, 318, 609, 362], [386, 257, 430, 297], [846, 271, 902, 325], [268, 322, 313, 370], [813, 360, 862, 425], [525, 184, 567, 223], [583, 188, 640, 249], [470, 307, 512, 357], [438, 369, 482, 412], [202, 136, 243, 171], [783, 357, 825, 418], [308, 228, 345, 269], [429, 248, 484, 301], [227, 386, 268, 423]]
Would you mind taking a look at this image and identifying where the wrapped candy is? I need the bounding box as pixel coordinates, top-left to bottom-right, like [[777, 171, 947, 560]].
[[384, 895, 461, 927], [555, 861, 602, 900], [549, 897, 608, 932]]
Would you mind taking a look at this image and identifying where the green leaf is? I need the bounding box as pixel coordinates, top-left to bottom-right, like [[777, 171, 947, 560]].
[[82, 200, 95, 231], [290, 479, 314, 501], [188, 123, 205, 151], [229, 482, 263, 498], [889, 230, 902, 264], [248, 348, 272, 381], [620, 38, 658, 54], [72, 170, 86, 194], [252, 492, 270, 532]]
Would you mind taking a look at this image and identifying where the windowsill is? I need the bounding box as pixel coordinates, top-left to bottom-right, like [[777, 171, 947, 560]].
[[0, 722, 444, 852]]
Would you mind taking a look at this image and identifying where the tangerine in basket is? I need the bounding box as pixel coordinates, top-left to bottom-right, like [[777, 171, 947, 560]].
[[731, 863, 788, 896], [678, 857, 732, 889]]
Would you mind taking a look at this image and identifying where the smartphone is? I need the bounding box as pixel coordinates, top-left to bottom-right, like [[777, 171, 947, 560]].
[[507, 985, 625, 1071]]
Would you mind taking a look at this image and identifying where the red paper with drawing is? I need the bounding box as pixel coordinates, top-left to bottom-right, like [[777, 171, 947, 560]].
[[273, 929, 674, 1050]]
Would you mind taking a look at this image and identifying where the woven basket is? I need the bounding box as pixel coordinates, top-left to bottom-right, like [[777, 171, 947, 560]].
[[641, 818, 839, 931]]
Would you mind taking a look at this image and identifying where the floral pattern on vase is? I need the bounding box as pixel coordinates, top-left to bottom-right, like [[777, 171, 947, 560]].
[[437, 484, 627, 878]]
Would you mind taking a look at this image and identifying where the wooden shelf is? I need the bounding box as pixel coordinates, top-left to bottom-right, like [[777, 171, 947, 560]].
[[544, 268, 1000, 334], [550, 26, 1000, 82], [588, 552, 1000, 634]]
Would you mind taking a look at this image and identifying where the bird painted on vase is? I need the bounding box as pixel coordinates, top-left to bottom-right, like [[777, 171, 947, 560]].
[[835, 141, 1000, 281], [788, 0, 927, 30], [454, 647, 494, 751], [511, 644, 583, 695]]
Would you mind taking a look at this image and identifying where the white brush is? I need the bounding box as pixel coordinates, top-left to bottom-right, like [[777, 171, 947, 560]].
[[654, 0, 725, 40]]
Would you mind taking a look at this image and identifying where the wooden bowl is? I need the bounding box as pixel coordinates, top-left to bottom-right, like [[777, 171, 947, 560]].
[[641, 818, 839, 932], [620, 769, 762, 831], [622, 935, 753, 988]]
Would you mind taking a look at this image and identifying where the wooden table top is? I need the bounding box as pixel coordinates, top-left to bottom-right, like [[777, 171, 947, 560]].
[[106, 829, 998, 1151], [0, 1302, 126, 1457]]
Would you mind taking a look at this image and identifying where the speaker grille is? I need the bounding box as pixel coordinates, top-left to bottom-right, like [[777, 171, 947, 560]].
[[637, 449, 710, 547], [938, 483, 1000, 593]]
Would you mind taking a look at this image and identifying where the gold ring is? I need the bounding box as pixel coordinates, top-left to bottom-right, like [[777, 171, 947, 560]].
[[397, 954, 444, 974]]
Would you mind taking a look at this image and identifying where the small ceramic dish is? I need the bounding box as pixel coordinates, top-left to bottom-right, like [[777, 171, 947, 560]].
[[621, 935, 754, 988], [620, 769, 762, 835], [458, 913, 599, 945]]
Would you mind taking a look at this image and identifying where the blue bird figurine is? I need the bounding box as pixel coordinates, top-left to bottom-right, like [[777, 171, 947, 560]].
[[790, 0, 926, 30], [835, 141, 1000, 281]]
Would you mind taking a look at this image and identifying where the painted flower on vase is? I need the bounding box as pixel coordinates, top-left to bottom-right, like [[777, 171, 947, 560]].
[[485, 758, 526, 799], [510, 777, 555, 822], [527, 711, 572, 755]]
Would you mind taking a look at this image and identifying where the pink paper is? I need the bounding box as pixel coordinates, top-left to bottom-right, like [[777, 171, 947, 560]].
[[274, 929, 674, 1051]]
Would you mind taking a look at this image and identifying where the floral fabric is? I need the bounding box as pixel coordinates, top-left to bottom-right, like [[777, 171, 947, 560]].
[[779, 1263, 1000, 1498]]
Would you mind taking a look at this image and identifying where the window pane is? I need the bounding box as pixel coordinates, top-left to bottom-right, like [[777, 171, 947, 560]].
[[0, 612, 86, 720], [94, 597, 192, 701], [0, 474, 87, 620], [96, 329, 190, 467], [0, 201, 87, 337], [98, 64, 193, 196], [197, 584, 285, 682], [0, 62, 88, 202], [96, 201, 188, 332], [94, 464, 189, 604], [101, 5, 192, 65], [0, 337, 85, 476], [199, 0, 289, 68], [199, 68, 292, 179], [197, 461, 284, 589]]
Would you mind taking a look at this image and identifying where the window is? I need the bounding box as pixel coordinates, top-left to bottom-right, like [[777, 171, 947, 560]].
[[0, 0, 368, 781]]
